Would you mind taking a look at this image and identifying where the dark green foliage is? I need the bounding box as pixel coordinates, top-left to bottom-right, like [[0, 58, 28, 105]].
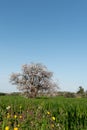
[[64, 92, 76, 98], [0, 92, 6, 96], [77, 86, 84, 94]]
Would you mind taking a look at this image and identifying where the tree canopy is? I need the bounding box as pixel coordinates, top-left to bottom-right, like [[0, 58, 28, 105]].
[[77, 86, 84, 95], [10, 63, 58, 97]]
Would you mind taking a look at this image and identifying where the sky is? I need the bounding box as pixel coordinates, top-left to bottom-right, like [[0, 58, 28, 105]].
[[0, 0, 87, 93]]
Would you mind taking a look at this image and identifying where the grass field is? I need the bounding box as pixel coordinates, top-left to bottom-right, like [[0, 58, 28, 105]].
[[0, 95, 87, 130]]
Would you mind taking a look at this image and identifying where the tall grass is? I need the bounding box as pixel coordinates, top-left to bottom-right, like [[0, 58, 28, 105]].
[[0, 95, 87, 130]]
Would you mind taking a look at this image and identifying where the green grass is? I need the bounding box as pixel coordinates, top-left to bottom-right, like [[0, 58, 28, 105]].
[[0, 95, 87, 130]]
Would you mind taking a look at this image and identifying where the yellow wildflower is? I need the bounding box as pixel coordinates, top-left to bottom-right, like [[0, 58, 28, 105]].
[[7, 113, 10, 118], [14, 127, 18, 130], [5, 126, 9, 130], [47, 111, 50, 115], [51, 124, 54, 128], [14, 115, 17, 119], [19, 115, 22, 119], [52, 116, 55, 121], [18, 124, 20, 127]]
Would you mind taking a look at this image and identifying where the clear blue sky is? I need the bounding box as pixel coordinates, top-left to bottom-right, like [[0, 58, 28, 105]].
[[0, 0, 87, 93]]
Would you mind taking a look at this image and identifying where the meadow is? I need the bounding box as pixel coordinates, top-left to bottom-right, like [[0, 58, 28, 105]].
[[0, 95, 87, 130]]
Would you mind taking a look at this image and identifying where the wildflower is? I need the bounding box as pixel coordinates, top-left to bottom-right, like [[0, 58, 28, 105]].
[[18, 124, 20, 127], [19, 115, 22, 119], [47, 111, 50, 115], [6, 106, 11, 110], [7, 113, 10, 118], [14, 127, 18, 130], [5, 126, 9, 130], [57, 123, 60, 127], [52, 116, 55, 121], [14, 115, 17, 119], [51, 124, 54, 128]]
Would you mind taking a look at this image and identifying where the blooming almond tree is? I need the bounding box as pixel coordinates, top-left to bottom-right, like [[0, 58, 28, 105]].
[[10, 63, 58, 98]]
